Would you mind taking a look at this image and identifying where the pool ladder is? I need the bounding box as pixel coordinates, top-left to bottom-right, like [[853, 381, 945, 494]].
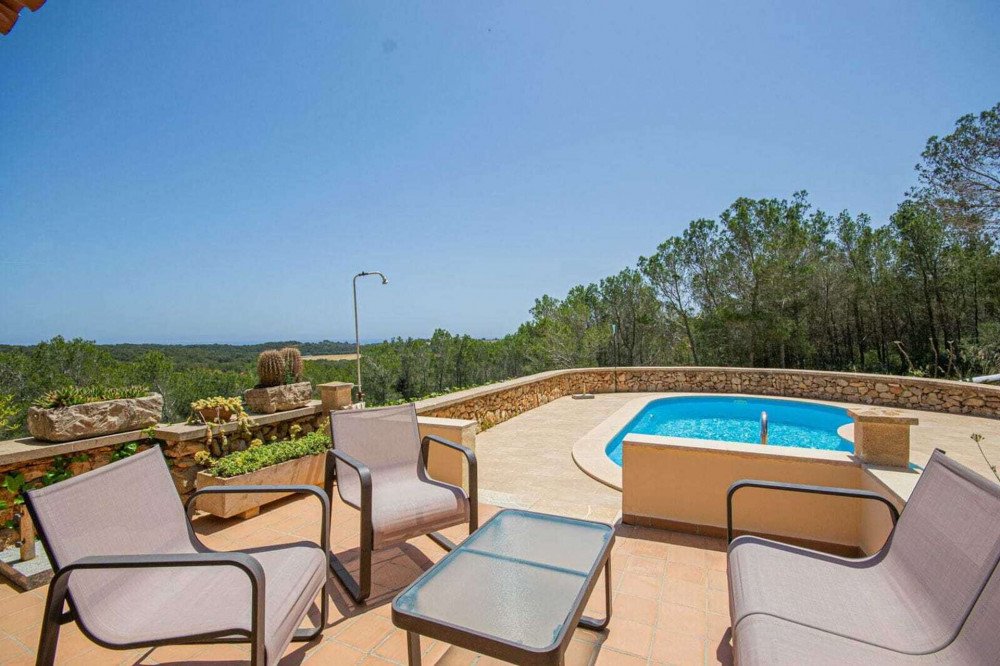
[[760, 411, 768, 445]]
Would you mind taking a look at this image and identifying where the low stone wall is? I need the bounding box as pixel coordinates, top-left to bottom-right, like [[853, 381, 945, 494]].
[[417, 367, 1000, 429], [0, 403, 326, 548], [157, 405, 327, 496]]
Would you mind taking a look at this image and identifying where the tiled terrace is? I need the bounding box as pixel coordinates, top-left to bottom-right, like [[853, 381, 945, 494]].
[[4, 392, 997, 665], [0, 493, 732, 666]]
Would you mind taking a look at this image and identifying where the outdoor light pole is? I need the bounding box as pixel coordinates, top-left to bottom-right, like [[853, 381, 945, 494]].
[[612, 323, 619, 393], [353, 271, 388, 404]]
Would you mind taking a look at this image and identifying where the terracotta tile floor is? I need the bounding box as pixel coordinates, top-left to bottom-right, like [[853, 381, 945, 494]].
[[0, 491, 733, 665]]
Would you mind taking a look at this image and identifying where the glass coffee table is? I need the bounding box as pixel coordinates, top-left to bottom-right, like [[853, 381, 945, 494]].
[[391, 509, 614, 665]]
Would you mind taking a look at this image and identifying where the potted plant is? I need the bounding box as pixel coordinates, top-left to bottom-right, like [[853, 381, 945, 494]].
[[187, 397, 253, 459], [27, 385, 162, 443], [190, 396, 244, 424], [193, 428, 328, 519], [243, 348, 312, 414]]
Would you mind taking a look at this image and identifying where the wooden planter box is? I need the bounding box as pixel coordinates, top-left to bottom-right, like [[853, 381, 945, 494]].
[[26, 393, 163, 443], [244, 382, 312, 414], [194, 452, 324, 519]]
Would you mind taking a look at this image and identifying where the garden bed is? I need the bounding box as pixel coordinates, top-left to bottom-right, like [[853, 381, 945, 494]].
[[192, 430, 329, 519]]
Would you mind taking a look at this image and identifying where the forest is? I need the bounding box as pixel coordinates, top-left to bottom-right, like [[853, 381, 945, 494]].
[[1, 103, 998, 438]]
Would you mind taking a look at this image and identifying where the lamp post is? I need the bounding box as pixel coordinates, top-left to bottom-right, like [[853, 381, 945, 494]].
[[612, 323, 619, 393], [353, 271, 388, 404]]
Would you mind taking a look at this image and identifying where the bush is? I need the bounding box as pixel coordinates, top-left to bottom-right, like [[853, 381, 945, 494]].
[[32, 385, 149, 409], [205, 430, 329, 478]]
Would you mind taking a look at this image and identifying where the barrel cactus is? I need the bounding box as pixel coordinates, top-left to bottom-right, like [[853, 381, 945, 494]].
[[280, 347, 304, 383], [257, 350, 285, 387]]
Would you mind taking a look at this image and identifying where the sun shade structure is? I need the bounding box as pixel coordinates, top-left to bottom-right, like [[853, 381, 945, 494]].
[[326, 402, 478, 602], [24, 447, 331, 665], [726, 449, 1000, 664], [0, 0, 45, 35]]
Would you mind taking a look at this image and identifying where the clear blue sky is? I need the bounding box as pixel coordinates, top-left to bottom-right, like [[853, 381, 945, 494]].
[[2, 2, 998, 345]]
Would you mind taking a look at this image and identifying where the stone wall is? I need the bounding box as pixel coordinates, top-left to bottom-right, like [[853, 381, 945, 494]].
[[161, 410, 327, 496], [417, 367, 1000, 429], [0, 404, 326, 548]]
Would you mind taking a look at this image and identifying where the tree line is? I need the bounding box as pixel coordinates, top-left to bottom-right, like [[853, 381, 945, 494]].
[[1, 103, 997, 438]]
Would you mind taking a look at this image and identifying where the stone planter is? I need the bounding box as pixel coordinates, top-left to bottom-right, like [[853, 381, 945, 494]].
[[195, 407, 235, 424], [244, 382, 312, 414], [194, 452, 324, 519], [26, 393, 163, 443]]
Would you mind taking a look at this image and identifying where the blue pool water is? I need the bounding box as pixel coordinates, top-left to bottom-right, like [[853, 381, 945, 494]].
[[605, 396, 853, 466]]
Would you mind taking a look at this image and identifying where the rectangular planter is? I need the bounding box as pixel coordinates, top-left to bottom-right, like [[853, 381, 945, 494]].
[[27, 393, 163, 443], [244, 382, 313, 414], [194, 452, 324, 519]]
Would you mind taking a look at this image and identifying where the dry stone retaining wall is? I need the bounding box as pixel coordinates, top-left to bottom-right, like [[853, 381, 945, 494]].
[[417, 367, 1000, 430], [162, 411, 327, 496], [0, 409, 325, 548]]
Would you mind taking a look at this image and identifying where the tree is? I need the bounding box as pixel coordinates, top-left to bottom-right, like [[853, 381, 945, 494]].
[[597, 269, 663, 366], [917, 102, 1000, 236], [527, 287, 608, 369], [639, 237, 700, 364]]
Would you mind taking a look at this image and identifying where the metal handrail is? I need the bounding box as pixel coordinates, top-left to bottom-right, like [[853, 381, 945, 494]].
[[760, 411, 768, 445]]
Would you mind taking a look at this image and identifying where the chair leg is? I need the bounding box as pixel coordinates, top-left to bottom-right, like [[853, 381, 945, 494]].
[[427, 531, 457, 552], [291, 578, 329, 642], [35, 569, 75, 666], [35, 609, 63, 666], [330, 520, 372, 604], [427, 506, 478, 553]]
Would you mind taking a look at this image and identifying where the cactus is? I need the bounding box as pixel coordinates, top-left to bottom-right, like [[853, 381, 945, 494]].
[[257, 350, 285, 387], [280, 347, 303, 383]]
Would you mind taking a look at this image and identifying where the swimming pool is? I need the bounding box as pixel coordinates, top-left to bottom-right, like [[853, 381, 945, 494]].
[[605, 396, 853, 466]]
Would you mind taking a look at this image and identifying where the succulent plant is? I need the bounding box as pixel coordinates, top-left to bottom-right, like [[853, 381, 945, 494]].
[[189, 396, 244, 420], [257, 350, 285, 387], [280, 347, 304, 383], [193, 450, 215, 466], [32, 385, 148, 409]]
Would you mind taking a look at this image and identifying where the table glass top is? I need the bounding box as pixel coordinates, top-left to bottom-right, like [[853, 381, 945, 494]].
[[393, 510, 613, 650]]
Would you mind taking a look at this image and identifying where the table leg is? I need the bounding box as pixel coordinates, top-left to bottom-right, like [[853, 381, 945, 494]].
[[407, 631, 421, 666], [577, 558, 612, 630]]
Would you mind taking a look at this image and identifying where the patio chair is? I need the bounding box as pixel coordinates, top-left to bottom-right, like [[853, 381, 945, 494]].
[[24, 447, 330, 666], [325, 403, 477, 603], [726, 449, 1000, 664]]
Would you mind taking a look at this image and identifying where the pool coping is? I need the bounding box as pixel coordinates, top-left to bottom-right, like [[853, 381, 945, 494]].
[[571, 392, 860, 491]]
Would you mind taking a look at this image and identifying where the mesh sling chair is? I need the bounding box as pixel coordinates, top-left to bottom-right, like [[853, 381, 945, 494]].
[[325, 403, 478, 603], [726, 449, 1000, 664], [24, 447, 330, 666]]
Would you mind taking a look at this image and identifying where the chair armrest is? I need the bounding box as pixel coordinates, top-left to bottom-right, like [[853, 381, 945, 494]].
[[46, 552, 265, 637], [186, 485, 330, 552], [421, 435, 478, 530], [325, 449, 372, 519], [726, 479, 900, 544]]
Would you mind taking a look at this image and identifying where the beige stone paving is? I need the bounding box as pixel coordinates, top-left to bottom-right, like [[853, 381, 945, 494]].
[[474, 394, 649, 523], [0, 493, 733, 666], [1, 391, 997, 666], [476, 392, 1000, 508]]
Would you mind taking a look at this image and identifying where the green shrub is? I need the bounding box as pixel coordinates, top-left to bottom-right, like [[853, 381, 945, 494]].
[[0, 395, 17, 439], [205, 430, 329, 478], [32, 385, 149, 409]]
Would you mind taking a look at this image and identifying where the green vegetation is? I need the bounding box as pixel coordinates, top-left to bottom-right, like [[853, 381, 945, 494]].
[[202, 430, 329, 478], [257, 349, 286, 387], [254, 347, 304, 388], [280, 347, 304, 384], [32, 384, 149, 409], [0, 452, 94, 524], [0, 395, 17, 439], [0, 103, 998, 439], [189, 396, 245, 422]]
